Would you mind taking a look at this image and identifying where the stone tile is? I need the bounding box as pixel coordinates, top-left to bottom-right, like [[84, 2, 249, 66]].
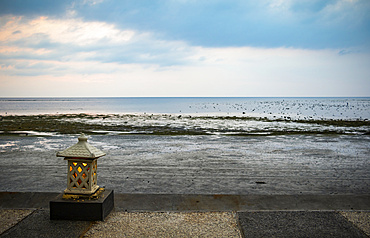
[[1, 210, 92, 238], [238, 211, 367, 238], [0, 209, 33, 235], [341, 211, 370, 237], [83, 211, 242, 238]]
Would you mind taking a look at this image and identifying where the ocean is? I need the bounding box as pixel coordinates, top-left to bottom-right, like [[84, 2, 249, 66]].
[[1, 97, 369, 120], [0, 97, 369, 195]]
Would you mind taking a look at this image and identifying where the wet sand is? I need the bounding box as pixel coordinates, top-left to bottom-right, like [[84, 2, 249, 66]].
[[0, 134, 369, 195]]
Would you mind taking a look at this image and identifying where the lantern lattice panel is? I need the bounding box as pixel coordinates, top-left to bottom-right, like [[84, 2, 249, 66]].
[[65, 159, 99, 195]]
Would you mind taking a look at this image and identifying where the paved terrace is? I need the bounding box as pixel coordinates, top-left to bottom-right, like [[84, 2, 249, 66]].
[[0, 192, 369, 237]]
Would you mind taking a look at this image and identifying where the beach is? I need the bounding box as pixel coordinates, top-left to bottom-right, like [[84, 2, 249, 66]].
[[0, 128, 369, 195], [0, 98, 369, 195]]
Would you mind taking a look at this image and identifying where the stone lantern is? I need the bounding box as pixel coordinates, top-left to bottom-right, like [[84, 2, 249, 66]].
[[50, 134, 114, 221], [56, 133, 105, 195]]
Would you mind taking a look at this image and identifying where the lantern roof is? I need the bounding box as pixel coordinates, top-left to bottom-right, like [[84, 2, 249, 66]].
[[57, 134, 106, 159]]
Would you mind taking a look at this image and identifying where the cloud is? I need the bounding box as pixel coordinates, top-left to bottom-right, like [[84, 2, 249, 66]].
[[0, 15, 198, 73], [0, 16, 134, 46], [1, 1, 369, 49], [0, 1, 369, 97], [1, 19, 369, 97], [65, 0, 370, 49]]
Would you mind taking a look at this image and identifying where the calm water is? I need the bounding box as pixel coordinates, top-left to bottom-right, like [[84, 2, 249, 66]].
[[1, 97, 369, 120]]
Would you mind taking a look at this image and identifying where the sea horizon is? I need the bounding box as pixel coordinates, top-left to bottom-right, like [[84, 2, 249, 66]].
[[1, 97, 369, 116], [1, 96, 370, 98]]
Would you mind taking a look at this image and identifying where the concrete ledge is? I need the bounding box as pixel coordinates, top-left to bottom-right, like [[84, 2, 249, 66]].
[[0, 192, 58, 209], [1, 192, 369, 211]]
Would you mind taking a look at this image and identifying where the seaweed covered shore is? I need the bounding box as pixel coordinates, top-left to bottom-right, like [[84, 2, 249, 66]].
[[1, 113, 369, 136]]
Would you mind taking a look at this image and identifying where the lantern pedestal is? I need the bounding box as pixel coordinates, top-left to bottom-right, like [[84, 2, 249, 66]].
[[51, 134, 114, 221], [50, 189, 114, 221]]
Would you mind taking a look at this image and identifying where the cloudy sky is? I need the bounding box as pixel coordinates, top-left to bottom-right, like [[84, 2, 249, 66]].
[[0, 0, 369, 97]]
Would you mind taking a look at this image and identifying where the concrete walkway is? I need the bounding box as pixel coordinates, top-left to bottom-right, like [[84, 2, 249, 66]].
[[0, 192, 369, 237]]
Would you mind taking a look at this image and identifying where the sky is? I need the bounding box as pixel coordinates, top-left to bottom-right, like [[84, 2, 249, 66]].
[[0, 0, 369, 97]]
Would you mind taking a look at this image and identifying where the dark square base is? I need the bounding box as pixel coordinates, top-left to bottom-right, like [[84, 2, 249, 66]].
[[50, 189, 114, 221]]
